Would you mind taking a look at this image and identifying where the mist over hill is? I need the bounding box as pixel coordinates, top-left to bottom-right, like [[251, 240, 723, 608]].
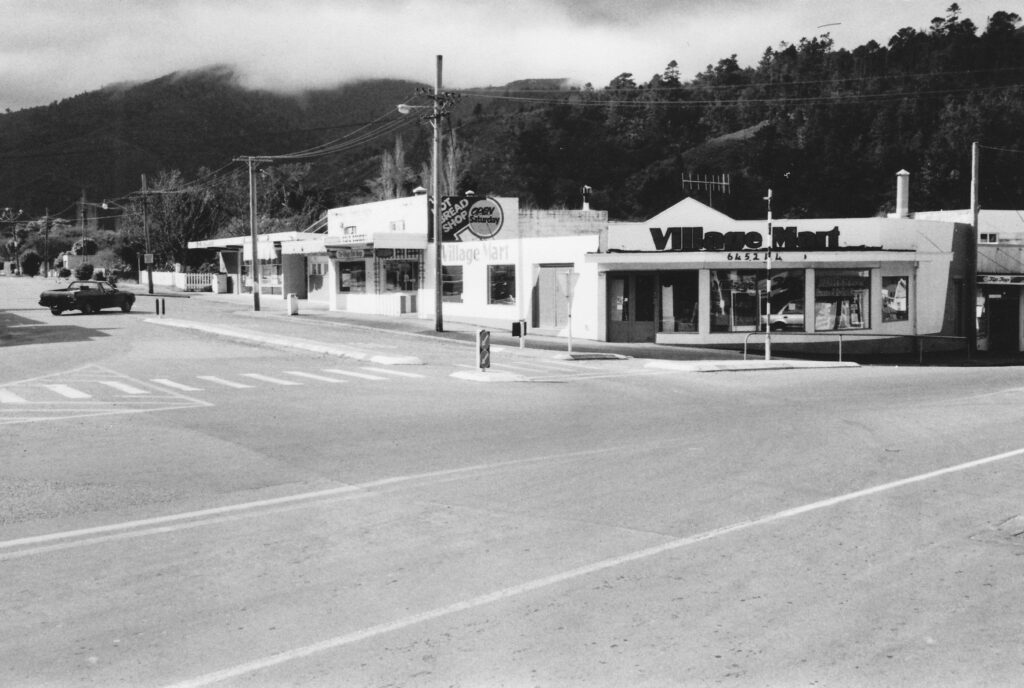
[[1, 5, 1023, 225]]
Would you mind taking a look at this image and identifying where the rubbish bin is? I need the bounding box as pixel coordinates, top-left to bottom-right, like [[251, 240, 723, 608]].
[[286, 293, 299, 315], [212, 273, 230, 294]]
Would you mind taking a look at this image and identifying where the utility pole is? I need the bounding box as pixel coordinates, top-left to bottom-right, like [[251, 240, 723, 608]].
[[968, 141, 980, 358], [234, 156, 273, 311], [43, 208, 49, 278], [141, 173, 153, 294], [764, 188, 773, 361], [433, 55, 443, 332]]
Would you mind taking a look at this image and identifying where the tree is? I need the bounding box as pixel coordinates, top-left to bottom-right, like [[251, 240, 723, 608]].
[[19, 250, 42, 277], [71, 237, 99, 256], [366, 137, 416, 200], [140, 169, 234, 266]]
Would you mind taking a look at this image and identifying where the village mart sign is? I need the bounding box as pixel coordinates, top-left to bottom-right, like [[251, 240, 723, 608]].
[[649, 226, 842, 252]]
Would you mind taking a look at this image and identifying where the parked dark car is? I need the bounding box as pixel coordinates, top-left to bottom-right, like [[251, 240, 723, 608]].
[[39, 280, 136, 315]]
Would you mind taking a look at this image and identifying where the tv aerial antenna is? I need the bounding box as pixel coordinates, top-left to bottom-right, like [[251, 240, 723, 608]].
[[682, 173, 731, 208]]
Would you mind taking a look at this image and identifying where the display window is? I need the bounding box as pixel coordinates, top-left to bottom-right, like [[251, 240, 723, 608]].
[[815, 269, 870, 330], [488, 265, 516, 304], [765, 269, 806, 332], [882, 276, 909, 322], [384, 260, 418, 292], [659, 271, 698, 332], [338, 261, 366, 293], [242, 260, 283, 294], [710, 269, 761, 332], [442, 265, 463, 302]]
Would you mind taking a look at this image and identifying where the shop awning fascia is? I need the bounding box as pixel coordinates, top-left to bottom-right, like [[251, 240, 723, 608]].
[[585, 250, 917, 270]]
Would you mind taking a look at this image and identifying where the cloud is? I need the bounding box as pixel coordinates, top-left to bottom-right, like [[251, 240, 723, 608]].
[[0, 0, 1014, 112]]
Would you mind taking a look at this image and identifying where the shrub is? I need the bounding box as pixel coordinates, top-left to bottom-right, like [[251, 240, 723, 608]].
[[75, 263, 94, 280], [58, 268, 72, 278], [19, 251, 42, 277]]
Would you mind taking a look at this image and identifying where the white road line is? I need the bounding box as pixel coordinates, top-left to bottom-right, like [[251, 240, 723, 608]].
[[240, 374, 301, 386], [322, 368, 387, 381], [1, 445, 624, 552], [0, 389, 28, 404], [43, 384, 91, 399], [284, 371, 346, 383], [97, 381, 150, 395], [160, 445, 1024, 688], [152, 379, 204, 392], [197, 376, 253, 389], [360, 366, 425, 378]]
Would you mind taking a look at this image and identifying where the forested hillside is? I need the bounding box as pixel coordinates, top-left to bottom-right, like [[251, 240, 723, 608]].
[[459, 5, 1024, 219], [1, 4, 1022, 233]]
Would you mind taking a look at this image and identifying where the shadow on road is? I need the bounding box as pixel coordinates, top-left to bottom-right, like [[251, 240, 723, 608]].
[[0, 309, 121, 347]]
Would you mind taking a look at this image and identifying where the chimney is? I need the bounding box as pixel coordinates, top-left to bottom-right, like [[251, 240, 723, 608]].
[[581, 184, 593, 211], [895, 170, 910, 218]]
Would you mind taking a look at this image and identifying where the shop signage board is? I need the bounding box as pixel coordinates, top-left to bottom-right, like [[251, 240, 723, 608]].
[[440, 196, 505, 242], [647, 226, 842, 252]]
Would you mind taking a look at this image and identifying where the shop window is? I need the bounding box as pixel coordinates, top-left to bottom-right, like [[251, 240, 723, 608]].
[[442, 265, 463, 302], [488, 265, 516, 305], [882, 276, 909, 322], [765, 269, 806, 332], [659, 271, 698, 332], [710, 270, 760, 332], [710, 269, 806, 333], [384, 260, 418, 292], [338, 261, 366, 293], [815, 269, 870, 330]]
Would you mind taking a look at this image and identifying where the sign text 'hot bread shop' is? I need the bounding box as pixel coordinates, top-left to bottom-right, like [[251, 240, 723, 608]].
[[648, 226, 841, 252]]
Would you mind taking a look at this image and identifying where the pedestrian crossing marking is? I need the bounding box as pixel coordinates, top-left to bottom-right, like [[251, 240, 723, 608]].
[[0, 389, 27, 404], [152, 379, 204, 392], [44, 384, 91, 399], [284, 371, 347, 383], [97, 381, 150, 395], [360, 367, 425, 379], [0, 365, 211, 426], [241, 373, 302, 386], [197, 375, 253, 389], [322, 368, 387, 381]]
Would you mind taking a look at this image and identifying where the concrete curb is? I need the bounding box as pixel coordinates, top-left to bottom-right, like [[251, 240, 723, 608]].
[[145, 318, 424, 366], [644, 359, 860, 372], [551, 352, 631, 361], [450, 370, 528, 383]]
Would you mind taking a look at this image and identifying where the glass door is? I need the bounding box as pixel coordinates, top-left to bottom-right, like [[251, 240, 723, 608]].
[[607, 273, 656, 342]]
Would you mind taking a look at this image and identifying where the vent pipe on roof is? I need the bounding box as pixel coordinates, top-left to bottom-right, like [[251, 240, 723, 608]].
[[895, 169, 910, 218], [581, 184, 593, 211]]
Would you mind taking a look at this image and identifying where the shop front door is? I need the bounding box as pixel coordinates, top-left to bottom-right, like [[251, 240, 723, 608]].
[[987, 290, 1021, 352], [608, 274, 656, 342]]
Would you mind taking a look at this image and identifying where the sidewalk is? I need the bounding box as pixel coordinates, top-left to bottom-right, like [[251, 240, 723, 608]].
[[137, 288, 861, 372]]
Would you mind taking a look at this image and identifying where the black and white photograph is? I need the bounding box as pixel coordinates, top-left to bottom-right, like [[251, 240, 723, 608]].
[[2, 1, 1024, 685]]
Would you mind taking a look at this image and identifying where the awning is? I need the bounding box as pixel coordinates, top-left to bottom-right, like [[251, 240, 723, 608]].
[[281, 237, 327, 255], [242, 240, 279, 261]]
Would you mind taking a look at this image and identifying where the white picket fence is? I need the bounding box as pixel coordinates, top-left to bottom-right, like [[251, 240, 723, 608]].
[[148, 271, 216, 291]]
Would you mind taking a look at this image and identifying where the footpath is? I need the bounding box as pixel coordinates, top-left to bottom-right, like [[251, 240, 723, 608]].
[[136, 287, 860, 374]]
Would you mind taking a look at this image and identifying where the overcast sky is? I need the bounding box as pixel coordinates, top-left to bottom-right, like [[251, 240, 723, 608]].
[[0, 0, 1014, 112]]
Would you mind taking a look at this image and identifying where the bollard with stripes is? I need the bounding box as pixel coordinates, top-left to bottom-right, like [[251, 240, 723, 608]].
[[476, 329, 491, 372]]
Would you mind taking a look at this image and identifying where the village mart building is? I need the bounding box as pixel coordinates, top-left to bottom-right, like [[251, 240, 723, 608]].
[[191, 184, 978, 354]]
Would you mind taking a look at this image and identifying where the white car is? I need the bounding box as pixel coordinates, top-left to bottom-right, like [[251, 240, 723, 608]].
[[762, 300, 804, 331]]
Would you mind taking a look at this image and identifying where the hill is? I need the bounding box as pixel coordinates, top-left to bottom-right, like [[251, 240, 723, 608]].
[[1, 5, 1023, 227]]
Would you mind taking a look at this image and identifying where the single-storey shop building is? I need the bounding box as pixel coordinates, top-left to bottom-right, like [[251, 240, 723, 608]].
[[192, 182, 978, 353]]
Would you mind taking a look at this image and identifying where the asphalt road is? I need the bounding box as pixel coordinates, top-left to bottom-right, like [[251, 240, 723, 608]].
[[2, 275, 1024, 687]]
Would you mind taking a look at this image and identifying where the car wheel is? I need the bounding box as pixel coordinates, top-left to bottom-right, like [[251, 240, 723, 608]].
[[81, 303, 94, 315], [121, 299, 133, 313], [50, 306, 63, 316], [771, 322, 786, 332]]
